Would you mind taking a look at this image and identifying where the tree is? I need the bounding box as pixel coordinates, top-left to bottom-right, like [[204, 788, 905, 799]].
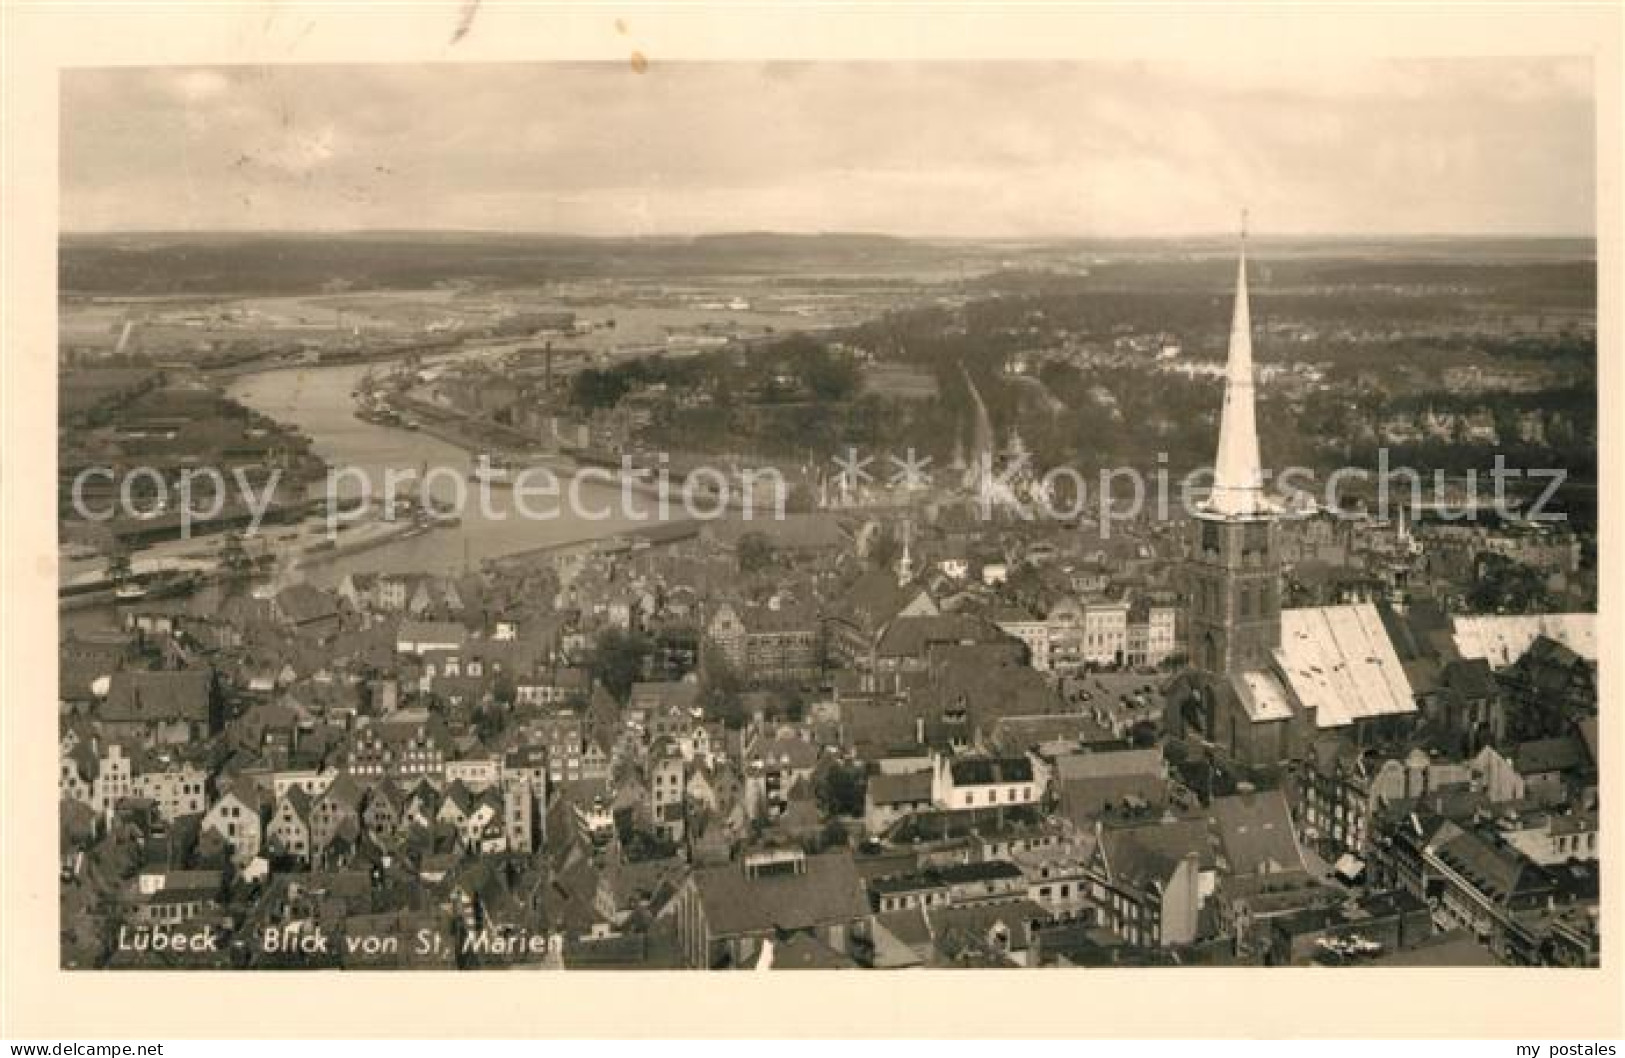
[[473, 700, 507, 743], [814, 760, 867, 818], [219, 531, 253, 575], [570, 368, 633, 411], [736, 531, 776, 576], [1468, 553, 1555, 614], [766, 685, 808, 723], [799, 345, 860, 402], [106, 547, 132, 583], [699, 646, 747, 729], [588, 628, 654, 701], [866, 524, 901, 571]]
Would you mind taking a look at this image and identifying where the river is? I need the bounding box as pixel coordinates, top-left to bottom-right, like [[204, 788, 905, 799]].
[[226, 360, 647, 587]]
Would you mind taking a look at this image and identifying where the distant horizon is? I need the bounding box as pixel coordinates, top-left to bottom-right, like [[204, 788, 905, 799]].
[[58, 227, 1599, 244]]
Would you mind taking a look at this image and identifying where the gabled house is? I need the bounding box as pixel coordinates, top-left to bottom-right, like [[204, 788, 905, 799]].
[[361, 781, 403, 840], [201, 777, 267, 867], [267, 788, 314, 864], [345, 715, 449, 782], [824, 569, 939, 671], [1088, 817, 1216, 949], [132, 757, 209, 822], [311, 774, 364, 855]]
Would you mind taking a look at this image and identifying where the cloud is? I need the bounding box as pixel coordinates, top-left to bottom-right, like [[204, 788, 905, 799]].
[[253, 123, 340, 176], [168, 69, 231, 103], [60, 60, 1595, 236]]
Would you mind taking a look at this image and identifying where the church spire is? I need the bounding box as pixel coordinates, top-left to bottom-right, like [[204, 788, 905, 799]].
[[1206, 211, 1269, 517], [896, 518, 915, 585]]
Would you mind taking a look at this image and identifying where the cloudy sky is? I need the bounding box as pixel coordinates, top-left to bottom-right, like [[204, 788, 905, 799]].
[[61, 59, 1595, 237]]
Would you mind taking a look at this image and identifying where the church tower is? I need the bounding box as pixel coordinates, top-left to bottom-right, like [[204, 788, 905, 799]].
[[1187, 216, 1282, 676]]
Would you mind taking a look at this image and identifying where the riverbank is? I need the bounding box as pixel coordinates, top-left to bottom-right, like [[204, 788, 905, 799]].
[[482, 516, 702, 571], [58, 509, 444, 610]]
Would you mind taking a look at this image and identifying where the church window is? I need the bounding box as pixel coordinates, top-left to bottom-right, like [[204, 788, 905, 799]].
[[1201, 523, 1219, 554]]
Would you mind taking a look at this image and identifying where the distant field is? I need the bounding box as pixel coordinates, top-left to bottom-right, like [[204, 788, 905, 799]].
[[58, 283, 874, 363], [58, 232, 987, 296], [59, 231, 1596, 297]]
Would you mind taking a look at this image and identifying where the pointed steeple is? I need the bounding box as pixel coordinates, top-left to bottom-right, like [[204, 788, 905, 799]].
[[896, 519, 915, 586], [1206, 211, 1269, 518]]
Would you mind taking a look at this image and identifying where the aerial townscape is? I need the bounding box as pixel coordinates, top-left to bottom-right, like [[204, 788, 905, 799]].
[[55, 222, 1600, 971]]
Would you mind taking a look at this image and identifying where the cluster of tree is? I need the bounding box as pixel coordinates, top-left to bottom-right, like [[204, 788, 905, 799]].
[[569, 355, 710, 412], [613, 807, 680, 862], [1467, 553, 1556, 614], [697, 645, 748, 729], [586, 627, 655, 702], [569, 335, 863, 416], [813, 759, 868, 819], [735, 531, 777, 575]]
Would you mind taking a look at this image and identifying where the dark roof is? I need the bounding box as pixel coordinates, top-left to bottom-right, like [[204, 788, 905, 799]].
[[935, 860, 1025, 886], [882, 804, 1046, 845], [397, 620, 468, 644], [101, 669, 212, 724], [1512, 736, 1585, 775], [989, 713, 1115, 755], [768, 932, 858, 969], [949, 756, 1033, 786], [561, 929, 683, 970], [738, 600, 820, 634], [830, 569, 928, 636], [919, 644, 1064, 734], [279, 786, 313, 820], [1099, 817, 1216, 889], [1432, 826, 1552, 908], [1575, 717, 1598, 767], [867, 770, 933, 806], [871, 864, 1020, 897], [1207, 790, 1308, 877], [928, 899, 1054, 953], [840, 700, 923, 757], [1442, 657, 1499, 697], [1055, 748, 1162, 781], [1058, 774, 1168, 826], [276, 583, 340, 625], [874, 906, 932, 948], [876, 614, 1005, 659], [690, 852, 869, 937], [629, 680, 701, 711], [750, 734, 819, 771]]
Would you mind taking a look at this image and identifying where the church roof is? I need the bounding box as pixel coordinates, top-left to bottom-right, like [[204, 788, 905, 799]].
[[1272, 603, 1417, 729], [1229, 668, 1295, 723], [1450, 613, 1596, 670]]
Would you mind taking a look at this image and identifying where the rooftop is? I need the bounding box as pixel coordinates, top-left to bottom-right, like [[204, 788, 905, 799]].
[[1274, 603, 1417, 729]]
